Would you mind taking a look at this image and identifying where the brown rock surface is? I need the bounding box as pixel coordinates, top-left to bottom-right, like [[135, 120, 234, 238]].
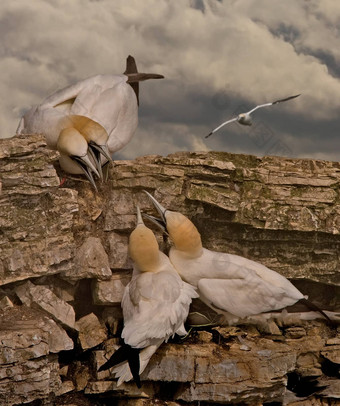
[[0, 133, 339, 406]]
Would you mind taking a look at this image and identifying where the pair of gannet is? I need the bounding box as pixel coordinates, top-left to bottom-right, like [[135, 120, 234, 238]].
[[16, 56, 163, 189], [205, 94, 300, 138], [99, 207, 198, 387], [143, 192, 333, 325]]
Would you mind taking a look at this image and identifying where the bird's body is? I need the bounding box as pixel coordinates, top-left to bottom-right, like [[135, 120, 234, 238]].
[[169, 246, 303, 323], [144, 192, 332, 325], [99, 207, 197, 387], [17, 56, 163, 188], [206, 94, 300, 138], [17, 74, 138, 156]]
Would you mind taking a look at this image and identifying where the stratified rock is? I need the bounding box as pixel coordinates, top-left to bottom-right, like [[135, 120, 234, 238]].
[[76, 312, 107, 350], [0, 135, 77, 286], [0, 305, 72, 405], [1, 134, 340, 405], [92, 271, 131, 305], [15, 280, 76, 329], [63, 237, 112, 281]]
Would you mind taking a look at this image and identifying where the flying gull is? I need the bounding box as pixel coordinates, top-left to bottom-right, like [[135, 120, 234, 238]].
[[206, 94, 300, 138]]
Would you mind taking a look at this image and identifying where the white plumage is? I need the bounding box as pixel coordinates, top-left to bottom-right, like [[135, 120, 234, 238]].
[[16, 56, 163, 187], [206, 94, 300, 138], [101, 206, 197, 386], [143, 192, 314, 325]]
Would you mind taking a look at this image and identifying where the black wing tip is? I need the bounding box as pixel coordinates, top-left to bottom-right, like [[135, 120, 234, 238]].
[[273, 94, 301, 104], [299, 298, 334, 325], [205, 132, 213, 139]]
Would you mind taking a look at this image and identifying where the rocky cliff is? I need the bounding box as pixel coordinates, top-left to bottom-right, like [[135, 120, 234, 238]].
[[0, 134, 339, 406]]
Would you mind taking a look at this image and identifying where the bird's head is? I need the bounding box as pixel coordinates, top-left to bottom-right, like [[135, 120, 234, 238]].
[[129, 206, 160, 272], [69, 115, 112, 176], [143, 191, 203, 257], [57, 127, 100, 190]]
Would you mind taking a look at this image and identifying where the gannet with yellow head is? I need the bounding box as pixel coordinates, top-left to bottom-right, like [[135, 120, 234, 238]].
[[98, 206, 198, 388], [16, 55, 164, 188], [144, 191, 333, 325]]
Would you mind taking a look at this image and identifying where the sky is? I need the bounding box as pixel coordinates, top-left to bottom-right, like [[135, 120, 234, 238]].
[[1, 0, 340, 161]]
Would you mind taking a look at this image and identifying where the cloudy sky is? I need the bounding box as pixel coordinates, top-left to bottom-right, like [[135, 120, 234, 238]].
[[2, 0, 340, 161]]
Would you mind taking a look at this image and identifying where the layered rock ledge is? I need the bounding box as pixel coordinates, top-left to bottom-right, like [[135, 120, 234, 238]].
[[0, 134, 339, 406]]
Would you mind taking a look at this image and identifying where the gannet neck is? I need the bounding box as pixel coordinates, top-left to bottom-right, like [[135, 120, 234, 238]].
[[165, 211, 202, 258], [129, 224, 160, 272]]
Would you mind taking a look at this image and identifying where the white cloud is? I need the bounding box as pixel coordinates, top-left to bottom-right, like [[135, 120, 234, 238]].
[[1, 0, 340, 161]]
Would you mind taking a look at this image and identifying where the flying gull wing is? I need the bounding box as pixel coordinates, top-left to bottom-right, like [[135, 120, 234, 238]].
[[247, 102, 273, 115], [205, 117, 238, 138], [272, 94, 301, 105]]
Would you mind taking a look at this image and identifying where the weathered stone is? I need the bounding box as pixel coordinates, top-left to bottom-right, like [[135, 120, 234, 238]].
[[321, 344, 340, 364], [84, 380, 153, 397], [76, 312, 107, 350], [0, 355, 61, 405], [0, 295, 13, 310], [35, 275, 76, 302], [39, 318, 74, 353], [92, 271, 131, 305], [285, 326, 307, 339], [55, 380, 75, 396], [15, 281, 76, 329], [107, 232, 131, 269], [63, 237, 112, 281]]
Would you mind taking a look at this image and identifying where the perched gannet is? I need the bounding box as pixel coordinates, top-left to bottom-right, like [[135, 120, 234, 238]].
[[98, 206, 198, 387], [16, 55, 164, 185], [144, 192, 332, 325], [205, 94, 300, 138]]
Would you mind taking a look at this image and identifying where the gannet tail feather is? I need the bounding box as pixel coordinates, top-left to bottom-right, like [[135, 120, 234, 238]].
[[98, 343, 141, 388], [110, 343, 162, 387], [299, 298, 333, 325]]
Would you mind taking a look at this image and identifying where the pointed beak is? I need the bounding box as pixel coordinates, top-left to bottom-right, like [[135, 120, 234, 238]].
[[143, 191, 168, 233], [126, 73, 164, 83], [88, 141, 112, 163], [87, 141, 113, 180], [71, 154, 100, 191], [136, 205, 144, 226]]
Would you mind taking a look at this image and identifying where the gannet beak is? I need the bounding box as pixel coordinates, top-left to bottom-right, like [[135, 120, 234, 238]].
[[87, 141, 113, 180], [71, 154, 100, 191], [143, 190, 168, 233], [136, 205, 144, 226]]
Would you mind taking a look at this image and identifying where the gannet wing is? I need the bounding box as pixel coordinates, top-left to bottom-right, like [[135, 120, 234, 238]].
[[205, 117, 238, 138], [122, 269, 196, 348], [198, 276, 301, 318]]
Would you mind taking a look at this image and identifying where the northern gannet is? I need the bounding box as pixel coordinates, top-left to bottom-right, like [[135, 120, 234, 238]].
[[98, 206, 198, 387], [16, 55, 164, 186], [205, 94, 300, 138], [144, 192, 332, 325]]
